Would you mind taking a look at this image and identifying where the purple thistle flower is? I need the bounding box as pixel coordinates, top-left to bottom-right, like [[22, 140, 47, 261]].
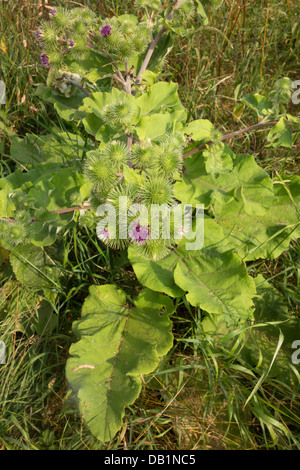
[[50, 9, 57, 16], [40, 53, 50, 67], [101, 228, 110, 239], [100, 24, 112, 38], [129, 221, 150, 244], [96, 224, 111, 242], [34, 30, 43, 42], [69, 40, 75, 47]]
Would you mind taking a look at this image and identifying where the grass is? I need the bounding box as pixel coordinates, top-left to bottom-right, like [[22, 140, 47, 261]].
[[0, 0, 299, 450]]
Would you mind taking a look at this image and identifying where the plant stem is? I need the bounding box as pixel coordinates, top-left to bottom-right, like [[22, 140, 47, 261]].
[[50, 206, 92, 214], [103, 48, 126, 87], [182, 120, 278, 158], [124, 61, 132, 95], [64, 79, 90, 96], [260, 0, 270, 76], [112, 74, 126, 86], [134, 0, 180, 87], [126, 133, 133, 167]]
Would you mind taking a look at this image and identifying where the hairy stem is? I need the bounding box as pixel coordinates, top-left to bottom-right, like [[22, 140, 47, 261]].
[[182, 120, 279, 158]]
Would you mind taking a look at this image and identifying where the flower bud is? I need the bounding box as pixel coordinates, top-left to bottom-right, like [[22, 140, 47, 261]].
[[102, 95, 139, 129], [103, 141, 128, 166], [116, 38, 135, 61], [40, 53, 50, 67], [120, 19, 136, 37], [131, 141, 158, 169], [51, 8, 72, 29], [154, 145, 182, 176], [84, 150, 117, 191], [140, 175, 174, 206], [73, 20, 88, 35], [41, 24, 58, 43], [100, 24, 112, 38], [47, 51, 62, 66], [4, 221, 27, 247]]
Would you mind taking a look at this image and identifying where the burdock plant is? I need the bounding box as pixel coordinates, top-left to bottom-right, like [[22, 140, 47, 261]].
[[1, 1, 299, 447]]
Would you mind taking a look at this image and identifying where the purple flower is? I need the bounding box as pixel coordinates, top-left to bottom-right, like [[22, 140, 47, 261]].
[[50, 9, 57, 16], [129, 221, 150, 244], [40, 53, 50, 67], [34, 30, 43, 42], [100, 24, 112, 38], [69, 40, 75, 47], [101, 228, 110, 239], [96, 224, 111, 242]]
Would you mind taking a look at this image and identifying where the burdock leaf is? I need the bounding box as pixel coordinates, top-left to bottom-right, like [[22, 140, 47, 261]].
[[174, 250, 256, 322], [175, 152, 274, 215], [10, 244, 62, 289], [66, 285, 174, 442], [128, 246, 184, 297], [214, 176, 300, 261], [136, 81, 181, 117]]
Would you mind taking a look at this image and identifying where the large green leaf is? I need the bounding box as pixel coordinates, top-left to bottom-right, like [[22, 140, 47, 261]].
[[134, 82, 186, 140], [64, 49, 114, 83], [203, 143, 233, 177], [183, 119, 214, 142], [0, 163, 86, 247], [267, 117, 293, 148], [0, 164, 64, 218], [81, 113, 103, 137], [128, 246, 184, 298], [3, 163, 64, 190], [174, 249, 256, 322], [214, 176, 300, 261], [135, 113, 177, 141], [128, 214, 233, 297], [135, 81, 182, 117], [241, 93, 273, 118], [66, 285, 174, 442], [10, 130, 88, 165], [10, 244, 62, 289], [35, 84, 86, 122], [80, 88, 122, 119], [129, 227, 256, 326], [27, 167, 87, 211], [28, 211, 61, 247]]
